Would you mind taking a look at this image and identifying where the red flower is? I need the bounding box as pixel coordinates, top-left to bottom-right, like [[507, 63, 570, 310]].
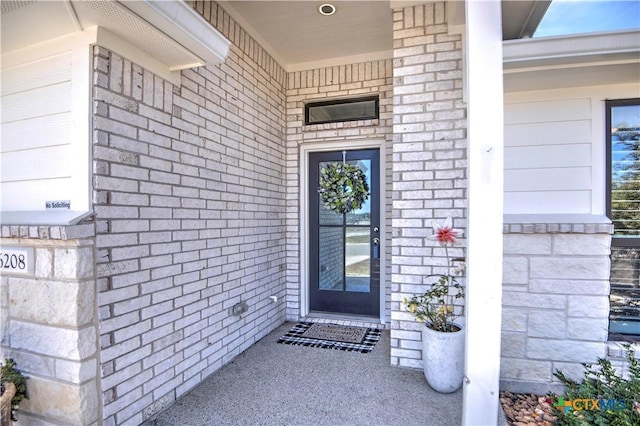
[[428, 217, 461, 245]]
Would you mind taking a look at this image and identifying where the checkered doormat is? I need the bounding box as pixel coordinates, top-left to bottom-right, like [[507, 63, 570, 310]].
[[277, 322, 381, 353]]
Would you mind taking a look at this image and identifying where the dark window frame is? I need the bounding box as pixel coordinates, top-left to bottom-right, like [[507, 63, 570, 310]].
[[606, 98, 640, 340], [304, 96, 379, 125], [606, 98, 640, 248]]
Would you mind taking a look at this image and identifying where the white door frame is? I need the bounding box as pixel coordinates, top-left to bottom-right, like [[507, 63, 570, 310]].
[[299, 139, 387, 324]]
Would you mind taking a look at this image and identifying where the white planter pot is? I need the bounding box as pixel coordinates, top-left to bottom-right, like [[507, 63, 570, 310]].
[[421, 323, 465, 393]]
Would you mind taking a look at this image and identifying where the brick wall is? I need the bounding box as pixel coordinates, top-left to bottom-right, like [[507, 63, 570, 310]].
[[93, 2, 287, 422], [390, 3, 467, 368], [501, 220, 613, 393], [0, 224, 99, 425], [285, 61, 394, 320]]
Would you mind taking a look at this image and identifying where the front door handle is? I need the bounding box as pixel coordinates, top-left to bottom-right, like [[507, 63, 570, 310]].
[[372, 237, 380, 259]]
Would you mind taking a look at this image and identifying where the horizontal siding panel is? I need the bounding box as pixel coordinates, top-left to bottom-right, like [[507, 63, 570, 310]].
[[1, 145, 72, 182], [504, 120, 591, 147], [505, 143, 591, 169], [1, 82, 72, 123], [504, 98, 591, 125], [504, 167, 592, 192], [1, 52, 72, 96], [504, 190, 591, 215], [1, 112, 71, 152], [1, 177, 73, 211]]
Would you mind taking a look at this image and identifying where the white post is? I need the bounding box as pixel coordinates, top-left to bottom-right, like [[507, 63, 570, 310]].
[[462, 0, 504, 425]]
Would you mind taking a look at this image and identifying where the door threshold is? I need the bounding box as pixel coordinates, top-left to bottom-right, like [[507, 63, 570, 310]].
[[304, 311, 388, 329]]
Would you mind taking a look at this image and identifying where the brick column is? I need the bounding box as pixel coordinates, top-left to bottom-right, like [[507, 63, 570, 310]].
[[390, 2, 467, 368]]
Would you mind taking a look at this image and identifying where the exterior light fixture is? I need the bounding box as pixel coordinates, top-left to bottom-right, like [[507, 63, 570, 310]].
[[318, 3, 336, 16]]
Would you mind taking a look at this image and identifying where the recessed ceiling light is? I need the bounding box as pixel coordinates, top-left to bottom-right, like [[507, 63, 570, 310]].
[[319, 3, 336, 16]]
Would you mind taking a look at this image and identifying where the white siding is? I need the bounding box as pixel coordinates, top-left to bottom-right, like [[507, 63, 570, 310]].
[[1, 52, 73, 211], [504, 84, 639, 215]]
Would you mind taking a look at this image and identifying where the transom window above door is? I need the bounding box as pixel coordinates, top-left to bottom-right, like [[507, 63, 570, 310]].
[[305, 96, 379, 125]]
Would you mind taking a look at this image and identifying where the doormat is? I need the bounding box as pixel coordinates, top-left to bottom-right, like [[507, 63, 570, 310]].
[[277, 322, 381, 353], [302, 322, 368, 343]]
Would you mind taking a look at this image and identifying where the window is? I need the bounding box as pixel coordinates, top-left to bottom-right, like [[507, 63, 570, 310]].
[[305, 96, 379, 125], [606, 99, 640, 339]]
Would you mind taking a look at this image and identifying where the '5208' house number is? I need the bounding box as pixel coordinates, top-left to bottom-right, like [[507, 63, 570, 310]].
[[0, 247, 29, 274]]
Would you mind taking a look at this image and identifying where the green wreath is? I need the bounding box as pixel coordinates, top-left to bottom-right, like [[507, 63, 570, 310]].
[[318, 162, 370, 214]]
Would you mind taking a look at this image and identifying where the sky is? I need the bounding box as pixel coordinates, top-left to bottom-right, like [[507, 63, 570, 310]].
[[534, 0, 640, 37]]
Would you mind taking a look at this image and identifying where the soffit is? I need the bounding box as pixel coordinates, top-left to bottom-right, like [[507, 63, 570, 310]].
[[0, 0, 230, 70], [218, 1, 393, 71], [217, 0, 548, 71], [221, 0, 637, 91]]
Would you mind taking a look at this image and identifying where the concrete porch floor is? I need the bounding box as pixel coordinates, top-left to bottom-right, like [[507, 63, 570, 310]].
[[148, 321, 463, 426]]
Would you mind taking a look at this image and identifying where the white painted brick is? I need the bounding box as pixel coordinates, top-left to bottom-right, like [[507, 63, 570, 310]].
[[101, 311, 139, 335], [101, 337, 142, 366]]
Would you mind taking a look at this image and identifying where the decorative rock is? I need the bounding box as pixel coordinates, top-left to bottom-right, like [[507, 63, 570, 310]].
[[500, 392, 556, 426]]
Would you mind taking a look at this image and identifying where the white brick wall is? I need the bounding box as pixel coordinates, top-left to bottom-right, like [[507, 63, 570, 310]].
[[93, 2, 287, 422], [390, 3, 467, 369], [1, 0, 633, 423], [285, 61, 394, 321]]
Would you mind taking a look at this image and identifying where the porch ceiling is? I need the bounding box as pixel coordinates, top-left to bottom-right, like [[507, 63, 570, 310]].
[[218, 0, 548, 72]]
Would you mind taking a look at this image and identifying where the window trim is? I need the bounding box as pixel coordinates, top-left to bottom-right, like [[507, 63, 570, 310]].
[[606, 98, 640, 340], [304, 96, 379, 126], [606, 98, 640, 248]]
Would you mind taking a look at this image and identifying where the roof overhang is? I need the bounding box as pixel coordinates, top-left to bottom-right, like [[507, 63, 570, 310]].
[[503, 30, 640, 92], [1, 0, 230, 75]]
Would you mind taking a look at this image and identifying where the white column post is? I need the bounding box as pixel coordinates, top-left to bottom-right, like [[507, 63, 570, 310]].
[[462, 0, 504, 424]]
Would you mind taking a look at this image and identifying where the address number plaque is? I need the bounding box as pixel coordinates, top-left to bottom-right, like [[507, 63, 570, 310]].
[[0, 247, 30, 275]]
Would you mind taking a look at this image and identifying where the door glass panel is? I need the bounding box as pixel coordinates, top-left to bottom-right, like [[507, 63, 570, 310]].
[[309, 148, 380, 316], [318, 161, 345, 226], [319, 227, 344, 291], [345, 227, 370, 293], [346, 159, 372, 226]]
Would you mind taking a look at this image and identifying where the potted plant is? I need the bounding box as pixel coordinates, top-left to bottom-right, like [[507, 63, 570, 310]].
[[402, 217, 465, 393], [1, 359, 28, 425]]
